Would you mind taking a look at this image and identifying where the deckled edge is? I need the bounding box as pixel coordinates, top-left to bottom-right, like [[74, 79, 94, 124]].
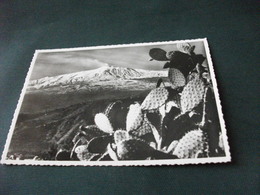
[[1, 38, 231, 166], [1, 157, 231, 166]]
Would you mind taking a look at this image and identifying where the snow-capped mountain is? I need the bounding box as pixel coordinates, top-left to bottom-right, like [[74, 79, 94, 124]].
[[28, 66, 167, 90]]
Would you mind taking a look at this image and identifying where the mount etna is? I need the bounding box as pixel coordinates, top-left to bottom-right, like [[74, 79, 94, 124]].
[[22, 66, 168, 113]]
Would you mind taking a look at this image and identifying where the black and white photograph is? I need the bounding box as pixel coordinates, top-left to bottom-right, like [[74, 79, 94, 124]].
[[1, 39, 231, 166]]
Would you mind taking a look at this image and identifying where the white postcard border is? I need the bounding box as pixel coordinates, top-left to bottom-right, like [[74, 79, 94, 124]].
[[1, 38, 231, 166]]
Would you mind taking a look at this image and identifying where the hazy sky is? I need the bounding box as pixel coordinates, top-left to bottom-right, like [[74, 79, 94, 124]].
[[30, 41, 206, 80]]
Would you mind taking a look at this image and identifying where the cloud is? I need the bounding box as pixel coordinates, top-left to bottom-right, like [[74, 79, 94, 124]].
[[30, 53, 109, 80]]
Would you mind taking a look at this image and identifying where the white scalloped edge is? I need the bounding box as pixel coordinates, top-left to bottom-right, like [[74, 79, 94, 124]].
[[1, 38, 231, 166]]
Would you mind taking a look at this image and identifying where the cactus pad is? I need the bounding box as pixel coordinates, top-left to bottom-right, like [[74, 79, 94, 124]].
[[94, 113, 114, 134], [180, 74, 205, 113], [114, 130, 129, 144], [129, 115, 152, 137], [75, 145, 93, 161], [168, 68, 186, 89], [141, 87, 169, 111], [172, 129, 209, 159], [126, 103, 143, 131], [176, 42, 194, 54]]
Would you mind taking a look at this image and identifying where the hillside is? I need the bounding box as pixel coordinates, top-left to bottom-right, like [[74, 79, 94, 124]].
[[27, 65, 167, 91], [20, 66, 168, 113]]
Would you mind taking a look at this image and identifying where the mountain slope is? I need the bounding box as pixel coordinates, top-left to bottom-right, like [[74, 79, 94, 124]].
[[27, 66, 167, 90], [20, 66, 168, 113]]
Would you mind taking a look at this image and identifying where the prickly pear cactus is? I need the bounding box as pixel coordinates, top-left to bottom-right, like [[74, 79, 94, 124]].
[[180, 73, 205, 114], [128, 115, 152, 137], [172, 129, 209, 159], [166, 51, 175, 60], [168, 68, 186, 89], [75, 125, 107, 142], [141, 87, 169, 111], [126, 103, 143, 132], [75, 145, 93, 161], [114, 130, 129, 144], [176, 42, 194, 54], [159, 100, 180, 120], [116, 139, 153, 160], [94, 113, 114, 134], [104, 101, 118, 116], [104, 101, 127, 130]]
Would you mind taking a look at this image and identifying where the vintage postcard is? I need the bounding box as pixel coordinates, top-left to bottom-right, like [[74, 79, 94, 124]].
[[1, 38, 231, 166]]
